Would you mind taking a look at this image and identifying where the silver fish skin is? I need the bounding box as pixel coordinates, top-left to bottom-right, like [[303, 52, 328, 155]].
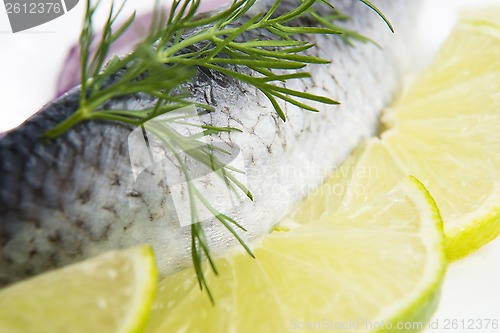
[[0, 0, 422, 286]]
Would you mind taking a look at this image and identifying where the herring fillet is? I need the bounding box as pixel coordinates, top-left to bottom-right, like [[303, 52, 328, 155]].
[[0, 0, 421, 285]]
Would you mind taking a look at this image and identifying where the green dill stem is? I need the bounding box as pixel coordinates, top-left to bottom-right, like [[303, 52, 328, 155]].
[[148, 124, 218, 303], [44, 109, 87, 139]]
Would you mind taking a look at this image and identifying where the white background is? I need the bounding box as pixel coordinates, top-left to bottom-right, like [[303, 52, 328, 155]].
[[1, 1, 500, 331]]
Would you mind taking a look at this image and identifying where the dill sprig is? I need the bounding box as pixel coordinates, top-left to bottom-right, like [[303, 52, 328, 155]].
[[44, 0, 390, 302]]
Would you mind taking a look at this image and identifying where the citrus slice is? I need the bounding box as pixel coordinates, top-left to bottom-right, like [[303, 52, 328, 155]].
[[0, 245, 157, 333], [397, 20, 500, 104], [382, 18, 500, 259], [145, 141, 446, 333]]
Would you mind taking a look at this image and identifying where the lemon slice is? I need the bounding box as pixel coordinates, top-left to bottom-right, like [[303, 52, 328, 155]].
[[0, 245, 157, 333], [145, 141, 446, 333], [382, 19, 500, 259]]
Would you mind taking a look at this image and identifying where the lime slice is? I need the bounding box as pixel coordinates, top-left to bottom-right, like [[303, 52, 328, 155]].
[[397, 20, 500, 104], [460, 8, 500, 26], [382, 19, 500, 259], [145, 141, 446, 333], [0, 245, 157, 333]]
